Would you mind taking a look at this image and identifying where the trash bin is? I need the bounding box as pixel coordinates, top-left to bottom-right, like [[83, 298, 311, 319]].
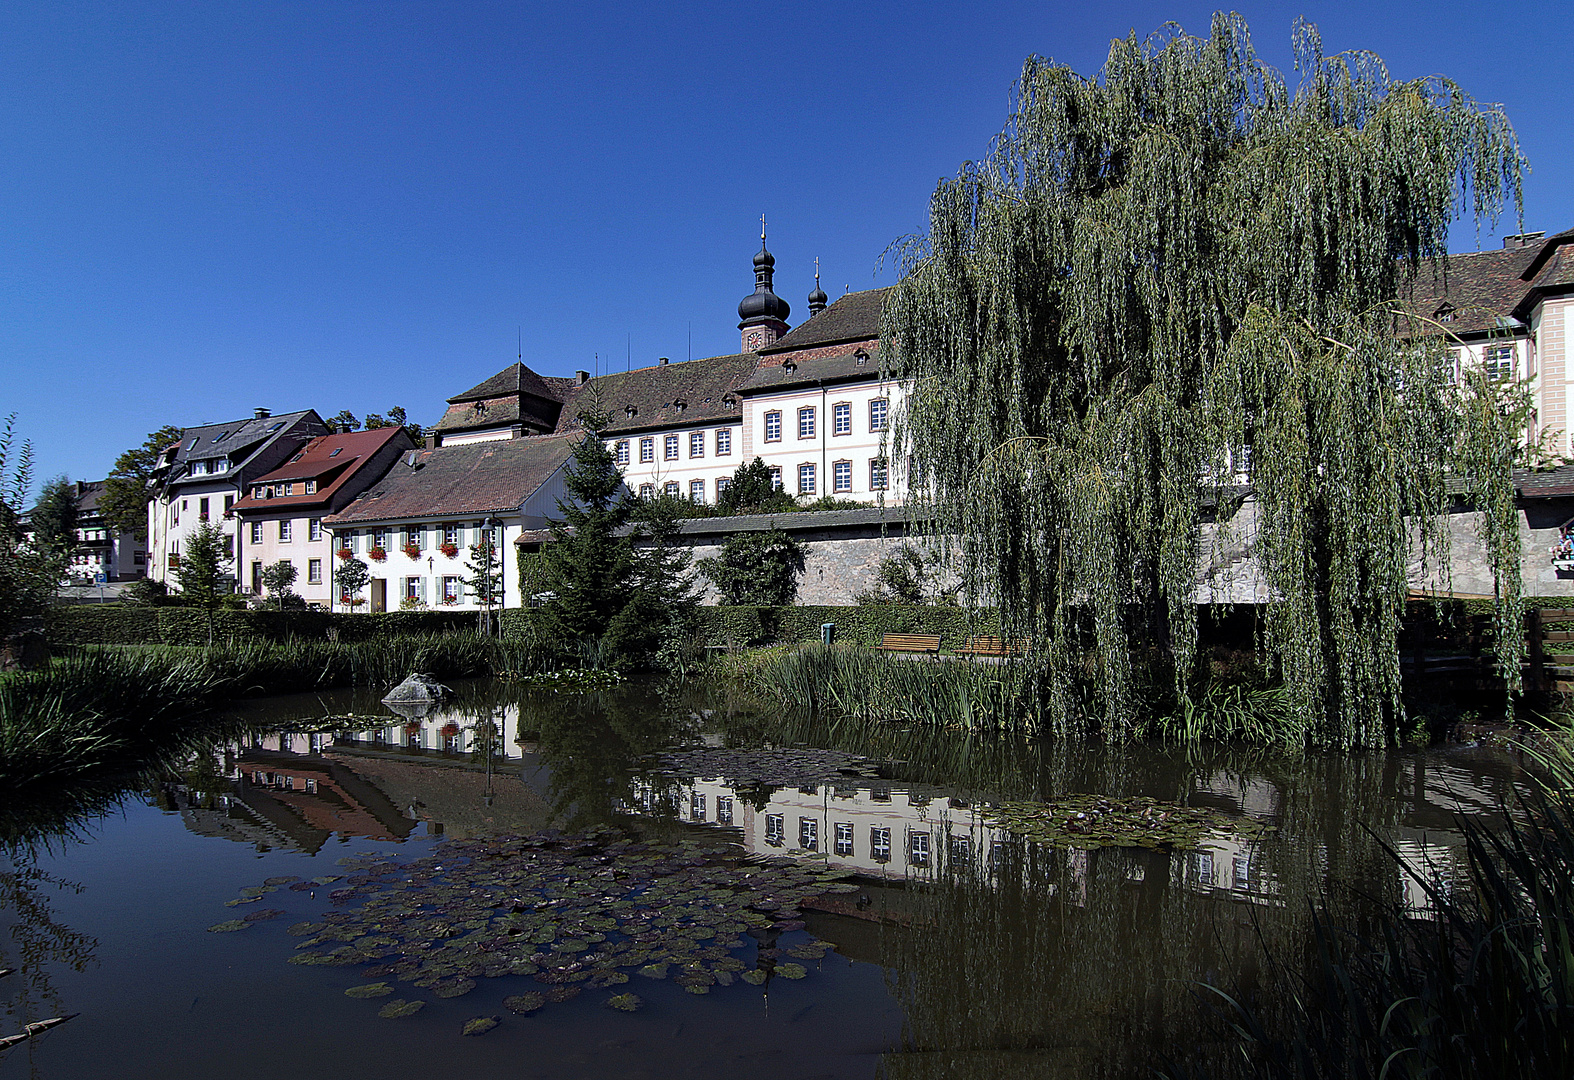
[[821, 622, 835, 646]]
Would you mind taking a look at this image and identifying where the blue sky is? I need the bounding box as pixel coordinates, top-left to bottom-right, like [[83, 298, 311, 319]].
[[5, 1, 1574, 489]]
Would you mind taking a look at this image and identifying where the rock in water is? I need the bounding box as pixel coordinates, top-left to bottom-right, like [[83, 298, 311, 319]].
[[381, 673, 453, 707]]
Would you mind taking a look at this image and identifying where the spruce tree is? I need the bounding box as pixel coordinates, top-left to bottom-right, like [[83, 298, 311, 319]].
[[543, 434, 636, 664]]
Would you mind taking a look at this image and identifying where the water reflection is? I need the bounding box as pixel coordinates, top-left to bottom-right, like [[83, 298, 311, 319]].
[[0, 676, 1543, 1078]]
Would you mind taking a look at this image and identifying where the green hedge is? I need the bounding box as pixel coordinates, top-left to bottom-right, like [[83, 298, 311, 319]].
[[693, 605, 999, 648], [46, 606, 476, 646]]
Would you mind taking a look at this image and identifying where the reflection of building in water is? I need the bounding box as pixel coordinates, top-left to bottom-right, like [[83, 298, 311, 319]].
[[630, 775, 1021, 881], [167, 703, 551, 852]]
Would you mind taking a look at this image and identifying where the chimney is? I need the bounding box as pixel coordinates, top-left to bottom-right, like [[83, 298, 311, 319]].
[[575, 370, 590, 385], [659, 356, 670, 366], [1504, 231, 1546, 250], [254, 407, 271, 420]]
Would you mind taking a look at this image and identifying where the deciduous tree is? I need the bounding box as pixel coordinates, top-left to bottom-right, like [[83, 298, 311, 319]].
[[30, 476, 78, 558], [884, 15, 1525, 746], [100, 424, 182, 540], [258, 560, 299, 610]]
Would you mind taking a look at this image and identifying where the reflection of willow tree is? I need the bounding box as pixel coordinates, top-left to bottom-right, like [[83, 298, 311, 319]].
[[0, 856, 97, 1054], [880, 749, 1437, 1079], [525, 684, 698, 830]]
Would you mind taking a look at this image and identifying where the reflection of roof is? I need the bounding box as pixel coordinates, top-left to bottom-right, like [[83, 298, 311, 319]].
[[327, 752, 551, 840], [232, 427, 412, 513], [739, 345, 885, 394], [759, 287, 888, 355], [324, 433, 581, 524], [554, 354, 759, 435]]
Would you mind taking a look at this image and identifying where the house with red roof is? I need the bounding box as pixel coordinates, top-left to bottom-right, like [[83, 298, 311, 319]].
[[231, 425, 415, 606]]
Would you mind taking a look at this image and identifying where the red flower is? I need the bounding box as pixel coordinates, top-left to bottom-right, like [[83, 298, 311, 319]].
[[439, 542, 459, 558], [368, 546, 387, 562], [336, 548, 354, 560]]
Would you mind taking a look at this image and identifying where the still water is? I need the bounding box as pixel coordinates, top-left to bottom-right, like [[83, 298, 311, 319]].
[[0, 678, 1531, 1079]]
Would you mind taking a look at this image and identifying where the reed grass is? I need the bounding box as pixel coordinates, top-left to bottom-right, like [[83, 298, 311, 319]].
[[728, 643, 1022, 730], [1164, 751, 1574, 1079]]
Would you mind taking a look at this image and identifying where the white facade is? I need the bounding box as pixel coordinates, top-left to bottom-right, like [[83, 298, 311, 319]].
[[742, 380, 905, 501], [149, 482, 240, 586], [239, 513, 335, 606], [606, 422, 745, 505]]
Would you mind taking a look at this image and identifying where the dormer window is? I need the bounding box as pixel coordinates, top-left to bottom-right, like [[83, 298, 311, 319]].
[[855, 348, 870, 365], [1435, 303, 1457, 324]]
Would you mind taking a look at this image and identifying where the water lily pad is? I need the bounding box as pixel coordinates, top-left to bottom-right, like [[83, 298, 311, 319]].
[[545, 985, 581, 1003], [740, 968, 769, 985], [462, 1016, 499, 1036], [637, 963, 669, 979], [378, 998, 425, 1018], [244, 908, 285, 923], [432, 977, 477, 998], [207, 920, 250, 933], [504, 992, 546, 1015], [264, 876, 301, 886], [345, 982, 394, 998], [286, 922, 325, 937], [606, 992, 642, 1012], [777, 963, 807, 979], [224, 897, 262, 907]]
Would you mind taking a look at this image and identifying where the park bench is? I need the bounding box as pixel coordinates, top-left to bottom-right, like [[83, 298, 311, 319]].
[[877, 633, 942, 655], [956, 635, 1025, 657]]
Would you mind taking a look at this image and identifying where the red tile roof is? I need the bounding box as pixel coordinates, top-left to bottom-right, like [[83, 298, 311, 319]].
[[233, 426, 412, 514]]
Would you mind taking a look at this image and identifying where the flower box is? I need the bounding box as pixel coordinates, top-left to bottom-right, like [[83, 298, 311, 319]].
[[439, 543, 459, 558], [336, 548, 355, 561], [368, 546, 387, 562], [440, 596, 459, 605], [403, 544, 422, 559]]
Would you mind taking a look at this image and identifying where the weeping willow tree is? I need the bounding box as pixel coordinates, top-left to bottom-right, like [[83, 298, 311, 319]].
[[885, 15, 1526, 747]]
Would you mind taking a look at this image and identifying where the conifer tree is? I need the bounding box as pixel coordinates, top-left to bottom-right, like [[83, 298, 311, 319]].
[[884, 15, 1525, 746], [174, 521, 233, 645]]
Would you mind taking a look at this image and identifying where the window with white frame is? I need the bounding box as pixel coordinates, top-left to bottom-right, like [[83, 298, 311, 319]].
[[949, 835, 972, 865], [309, 518, 323, 541], [798, 463, 816, 495], [765, 813, 785, 846], [716, 428, 732, 455], [798, 406, 816, 439], [769, 466, 783, 491], [799, 817, 819, 851], [716, 795, 733, 825], [304, 480, 316, 494], [443, 522, 460, 546], [250, 521, 263, 544], [664, 480, 680, 498], [664, 434, 679, 460], [870, 397, 889, 431], [689, 431, 704, 458], [639, 437, 655, 463], [442, 576, 461, 604], [639, 483, 655, 499], [870, 458, 888, 491], [279, 519, 292, 542], [614, 440, 630, 465], [405, 576, 425, 603], [1485, 344, 1516, 382], [764, 410, 782, 442], [689, 479, 705, 503], [834, 822, 854, 857], [833, 402, 851, 436], [308, 558, 322, 584], [871, 827, 891, 863], [343, 530, 358, 552], [833, 460, 852, 493], [691, 792, 707, 821], [909, 830, 931, 867], [373, 529, 389, 550], [715, 476, 731, 501]]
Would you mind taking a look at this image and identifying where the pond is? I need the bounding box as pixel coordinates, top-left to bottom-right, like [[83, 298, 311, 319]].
[[0, 678, 1533, 1079]]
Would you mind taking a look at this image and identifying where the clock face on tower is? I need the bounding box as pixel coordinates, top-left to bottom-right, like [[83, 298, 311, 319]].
[[746, 330, 762, 350]]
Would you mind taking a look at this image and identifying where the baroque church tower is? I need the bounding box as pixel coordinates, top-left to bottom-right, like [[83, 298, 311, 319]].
[[737, 219, 791, 352]]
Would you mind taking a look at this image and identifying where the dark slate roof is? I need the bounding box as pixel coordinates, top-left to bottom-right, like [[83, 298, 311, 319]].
[[553, 353, 759, 435], [1514, 464, 1574, 499], [165, 410, 325, 486], [758, 287, 889, 355], [324, 433, 581, 525], [1399, 248, 1536, 336], [232, 427, 413, 515], [1517, 227, 1574, 284], [1522, 230, 1574, 302], [738, 344, 886, 395], [75, 480, 106, 515], [432, 394, 563, 435], [447, 362, 564, 405]]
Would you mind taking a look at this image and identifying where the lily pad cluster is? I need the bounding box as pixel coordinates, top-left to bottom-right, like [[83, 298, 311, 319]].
[[981, 795, 1273, 850], [220, 828, 854, 1026], [649, 747, 884, 789]]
